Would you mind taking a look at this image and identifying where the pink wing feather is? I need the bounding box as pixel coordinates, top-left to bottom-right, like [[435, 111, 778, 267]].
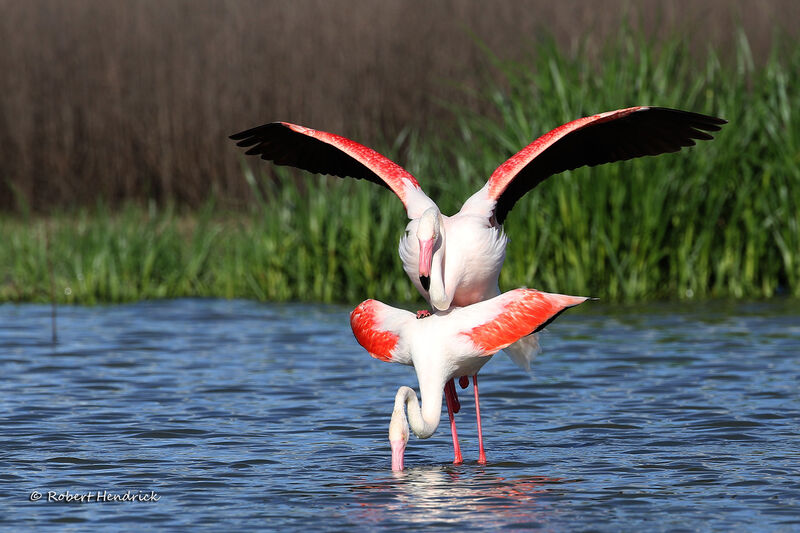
[[486, 107, 726, 223], [350, 300, 413, 364], [230, 122, 434, 217], [465, 288, 588, 355]]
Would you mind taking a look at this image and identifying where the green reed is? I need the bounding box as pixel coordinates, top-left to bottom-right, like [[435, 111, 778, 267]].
[[1, 32, 798, 304], [437, 31, 800, 301]]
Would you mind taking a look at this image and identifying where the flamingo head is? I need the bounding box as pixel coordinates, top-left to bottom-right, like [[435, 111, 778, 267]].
[[388, 404, 410, 471], [416, 207, 441, 292]]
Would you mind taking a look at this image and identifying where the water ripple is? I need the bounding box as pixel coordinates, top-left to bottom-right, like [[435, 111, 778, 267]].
[[0, 299, 799, 530]]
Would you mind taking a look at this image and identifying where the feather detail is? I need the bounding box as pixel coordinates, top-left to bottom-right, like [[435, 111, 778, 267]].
[[350, 300, 399, 362], [230, 122, 436, 218], [350, 300, 415, 364], [465, 289, 588, 354], [486, 107, 726, 223]]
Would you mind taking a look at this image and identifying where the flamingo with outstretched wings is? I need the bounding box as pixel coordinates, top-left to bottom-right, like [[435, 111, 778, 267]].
[[232, 106, 725, 368]]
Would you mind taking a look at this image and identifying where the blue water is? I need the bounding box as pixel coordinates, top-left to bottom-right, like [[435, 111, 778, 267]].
[[1, 299, 799, 531]]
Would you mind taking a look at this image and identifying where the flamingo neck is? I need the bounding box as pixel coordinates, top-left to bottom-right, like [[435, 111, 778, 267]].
[[428, 216, 450, 311], [393, 385, 441, 439]]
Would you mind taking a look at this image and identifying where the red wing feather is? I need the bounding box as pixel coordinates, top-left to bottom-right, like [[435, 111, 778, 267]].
[[467, 289, 588, 354], [487, 107, 727, 223], [350, 300, 400, 363], [230, 122, 423, 212]]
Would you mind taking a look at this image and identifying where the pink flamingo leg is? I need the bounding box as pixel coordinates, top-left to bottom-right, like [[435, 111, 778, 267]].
[[473, 375, 487, 464], [444, 379, 463, 465]]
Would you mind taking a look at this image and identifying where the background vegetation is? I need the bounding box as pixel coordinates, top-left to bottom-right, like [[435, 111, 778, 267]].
[[1, 1, 798, 304]]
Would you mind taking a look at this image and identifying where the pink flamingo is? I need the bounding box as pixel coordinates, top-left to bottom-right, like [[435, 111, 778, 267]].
[[231, 107, 725, 369], [350, 288, 589, 471]]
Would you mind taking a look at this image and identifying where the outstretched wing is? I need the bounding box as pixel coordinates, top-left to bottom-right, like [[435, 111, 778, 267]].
[[230, 122, 435, 219], [458, 288, 589, 355], [485, 107, 726, 223], [350, 300, 413, 365]]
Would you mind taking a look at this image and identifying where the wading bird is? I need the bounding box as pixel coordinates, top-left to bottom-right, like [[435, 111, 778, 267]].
[[350, 288, 589, 471], [231, 107, 725, 369]]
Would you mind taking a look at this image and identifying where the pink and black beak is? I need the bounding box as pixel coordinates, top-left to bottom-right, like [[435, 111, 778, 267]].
[[418, 237, 434, 292]]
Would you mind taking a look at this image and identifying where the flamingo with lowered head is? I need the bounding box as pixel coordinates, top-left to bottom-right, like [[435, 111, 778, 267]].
[[231, 107, 725, 369], [350, 287, 589, 471]]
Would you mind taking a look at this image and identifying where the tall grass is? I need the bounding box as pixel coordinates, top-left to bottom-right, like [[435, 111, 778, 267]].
[[1, 32, 798, 304], [447, 32, 800, 301], [0, 187, 413, 304]]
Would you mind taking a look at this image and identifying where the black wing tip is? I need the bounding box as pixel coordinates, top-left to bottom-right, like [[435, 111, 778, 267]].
[[639, 106, 728, 128], [688, 128, 714, 141], [530, 295, 595, 334], [229, 121, 291, 141]]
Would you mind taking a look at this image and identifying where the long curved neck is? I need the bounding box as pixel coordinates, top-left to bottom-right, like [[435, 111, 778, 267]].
[[428, 215, 450, 311], [394, 385, 442, 439]]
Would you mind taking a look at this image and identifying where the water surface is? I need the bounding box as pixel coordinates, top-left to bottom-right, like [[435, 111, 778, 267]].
[[1, 299, 799, 530]]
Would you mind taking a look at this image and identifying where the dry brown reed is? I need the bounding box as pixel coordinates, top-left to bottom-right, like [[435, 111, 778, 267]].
[[1, 0, 796, 211]]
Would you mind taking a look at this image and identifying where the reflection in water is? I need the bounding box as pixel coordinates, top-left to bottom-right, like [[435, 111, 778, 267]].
[[351, 468, 568, 528], [1, 299, 799, 530]]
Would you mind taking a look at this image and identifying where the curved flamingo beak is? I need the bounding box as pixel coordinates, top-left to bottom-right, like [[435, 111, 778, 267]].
[[418, 237, 435, 291], [390, 439, 406, 471]]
